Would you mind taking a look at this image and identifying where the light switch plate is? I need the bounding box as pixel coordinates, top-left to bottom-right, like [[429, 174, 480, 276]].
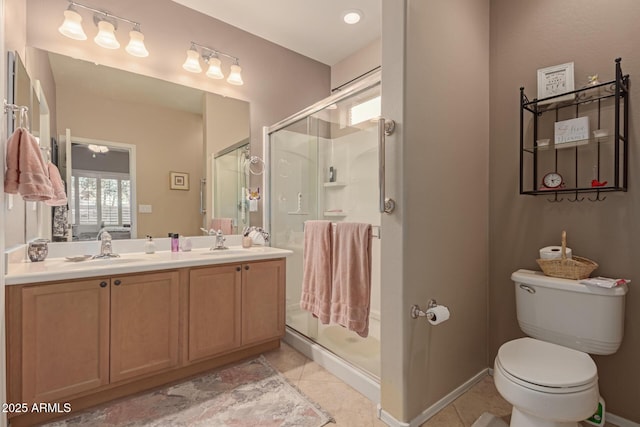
[[138, 204, 152, 213]]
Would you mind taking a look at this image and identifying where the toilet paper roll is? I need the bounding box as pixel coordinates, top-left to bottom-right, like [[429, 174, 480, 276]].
[[539, 246, 572, 260], [426, 305, 450, 326]]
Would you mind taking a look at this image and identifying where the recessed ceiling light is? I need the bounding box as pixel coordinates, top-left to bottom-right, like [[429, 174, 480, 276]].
[[342, 10, 362, 25]]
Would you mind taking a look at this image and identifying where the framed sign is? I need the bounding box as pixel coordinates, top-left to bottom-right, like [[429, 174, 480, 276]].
[[554, 116, 589, 148], [170, 171, 189, 190], [537, 62, 575, 104]]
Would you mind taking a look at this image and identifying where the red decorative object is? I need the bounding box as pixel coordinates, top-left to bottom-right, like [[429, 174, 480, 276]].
[[591, 179, 608, 187]]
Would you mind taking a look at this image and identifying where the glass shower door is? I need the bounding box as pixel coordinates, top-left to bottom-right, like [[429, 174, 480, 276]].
[[269, 82, 382, 378]]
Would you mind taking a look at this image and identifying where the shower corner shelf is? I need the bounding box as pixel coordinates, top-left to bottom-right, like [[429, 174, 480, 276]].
[[323, 182, 347, 188], [323, 211, 347, 217]]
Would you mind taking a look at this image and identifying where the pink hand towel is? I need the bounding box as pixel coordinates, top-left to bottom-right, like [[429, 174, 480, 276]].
[[17, 129, 53, 201], [300, 220, 333, 324], [330, 222, 372, 338], [211, 218, 233, 235], [45, 162, 68, 206], [4, 128, 22, 194]]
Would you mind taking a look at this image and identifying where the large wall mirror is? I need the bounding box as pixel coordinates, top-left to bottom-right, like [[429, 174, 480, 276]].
[[20, 47, 251, 241], [4, 51, 52, 248]]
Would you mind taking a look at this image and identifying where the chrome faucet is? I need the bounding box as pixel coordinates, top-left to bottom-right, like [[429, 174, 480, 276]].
[[93, 231, 120, 259], [211, 229, 228, 250]]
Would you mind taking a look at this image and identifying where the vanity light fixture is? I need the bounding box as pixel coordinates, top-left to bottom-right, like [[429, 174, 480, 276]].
[[182, 44, 203, 73], [182, 42, 244, 86], [58, 4, 87, 40], [226, 60, 244, 86], [58, 0, 149, 57], [94, 19, 119, 49]]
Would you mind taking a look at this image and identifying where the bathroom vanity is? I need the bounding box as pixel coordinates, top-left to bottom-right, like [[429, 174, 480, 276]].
[[4, 245, 290, 426]]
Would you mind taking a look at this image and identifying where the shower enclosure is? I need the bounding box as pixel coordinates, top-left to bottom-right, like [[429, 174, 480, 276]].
[[264, 73, 383, 390]]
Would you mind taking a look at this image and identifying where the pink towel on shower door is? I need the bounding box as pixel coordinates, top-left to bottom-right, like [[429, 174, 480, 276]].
[[300, 220, 333, 324], [330, 222, 372, 338]]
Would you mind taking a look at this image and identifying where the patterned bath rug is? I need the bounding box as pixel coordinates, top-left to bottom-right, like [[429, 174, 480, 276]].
[[45, 356, 334, 427]]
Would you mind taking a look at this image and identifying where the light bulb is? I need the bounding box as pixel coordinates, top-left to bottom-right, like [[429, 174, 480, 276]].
[[227, 63, 244, 86], [206, 56, 224, 79], [58, 8, 87, 41], [94, 20, 120, 49], [182, 48, 202, 73], [125, 29, 149, 57]]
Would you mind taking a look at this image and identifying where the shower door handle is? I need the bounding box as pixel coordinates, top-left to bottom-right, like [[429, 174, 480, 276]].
[[378, 117, 396, 214]]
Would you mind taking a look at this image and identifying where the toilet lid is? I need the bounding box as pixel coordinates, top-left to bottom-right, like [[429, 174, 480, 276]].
[[498, 338, 597, 388]]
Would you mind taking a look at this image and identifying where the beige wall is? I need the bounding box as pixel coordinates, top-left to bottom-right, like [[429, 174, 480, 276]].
[[489, 0, 640, 422], [331, 38, 381, 91], [381, 0, 490, 422], [57, 86, 204, 238]]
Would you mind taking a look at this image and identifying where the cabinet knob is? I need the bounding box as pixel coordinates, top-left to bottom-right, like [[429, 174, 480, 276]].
[[236, 266, 241, 272], [114, 279, 122, 286], [244, 265, 250, 270], [99, 281, 108, 288]]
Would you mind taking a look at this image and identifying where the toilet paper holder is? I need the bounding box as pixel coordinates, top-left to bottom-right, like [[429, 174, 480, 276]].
[[411, 299, 439, 320]]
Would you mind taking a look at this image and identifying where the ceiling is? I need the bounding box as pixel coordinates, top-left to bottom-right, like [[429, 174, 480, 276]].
[[171, 0, 381, 66]]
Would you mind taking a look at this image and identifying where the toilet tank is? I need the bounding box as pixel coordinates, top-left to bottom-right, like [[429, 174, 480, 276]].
[[512, 269, 628, 355]]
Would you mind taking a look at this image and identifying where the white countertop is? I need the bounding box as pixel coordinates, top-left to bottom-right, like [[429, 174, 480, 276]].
[[5, 246, 293, 285]]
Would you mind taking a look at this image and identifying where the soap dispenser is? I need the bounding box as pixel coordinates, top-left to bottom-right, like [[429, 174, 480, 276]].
[[144, 235, 156, 254]]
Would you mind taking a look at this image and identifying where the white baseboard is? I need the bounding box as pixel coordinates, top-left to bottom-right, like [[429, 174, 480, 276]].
[[378, 369, 489, 427], [606, 413, 640, 427]]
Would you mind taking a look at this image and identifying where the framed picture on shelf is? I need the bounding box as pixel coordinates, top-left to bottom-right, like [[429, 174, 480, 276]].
[[537, 62, 575, 105], [170, 171, 189, 190]]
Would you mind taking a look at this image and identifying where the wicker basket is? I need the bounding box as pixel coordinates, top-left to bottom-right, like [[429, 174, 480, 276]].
[[536, 231, 598, 280]]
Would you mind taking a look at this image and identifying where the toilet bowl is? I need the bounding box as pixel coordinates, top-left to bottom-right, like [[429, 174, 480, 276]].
[[494, 338, 599, 427]]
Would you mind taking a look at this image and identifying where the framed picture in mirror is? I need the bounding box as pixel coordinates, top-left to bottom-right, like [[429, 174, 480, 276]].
[[170, 171, 189, 190]]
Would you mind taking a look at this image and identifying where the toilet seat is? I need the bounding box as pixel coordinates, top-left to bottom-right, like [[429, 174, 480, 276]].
[[497, 338, 597, 394]]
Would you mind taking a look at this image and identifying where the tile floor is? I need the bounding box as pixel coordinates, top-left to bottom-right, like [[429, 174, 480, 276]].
[[263, 341, 618, 427]]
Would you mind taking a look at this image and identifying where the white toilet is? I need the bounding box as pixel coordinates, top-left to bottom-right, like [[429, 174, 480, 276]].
[[494, 269, 628, 427]]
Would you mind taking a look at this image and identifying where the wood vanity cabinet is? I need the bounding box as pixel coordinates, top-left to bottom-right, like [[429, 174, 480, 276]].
[[10, 270, 180, 404], [109, 271, 180, 382], [6, 258, 285, 425], [187, 259, 285, 362], [19, 278, 110, 404], [241, 259, 286, 346], [188, 264, 242, 361]]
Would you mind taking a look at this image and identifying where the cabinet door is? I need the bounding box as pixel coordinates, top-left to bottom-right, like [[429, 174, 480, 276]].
[[110, 271, 180, 383], [21, 278, 110, 403], [242, 259, 286, 345], [188, 264, 242, 362]]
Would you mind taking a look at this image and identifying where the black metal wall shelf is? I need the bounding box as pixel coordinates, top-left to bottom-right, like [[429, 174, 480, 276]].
[[519, 58, 629, 202]]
